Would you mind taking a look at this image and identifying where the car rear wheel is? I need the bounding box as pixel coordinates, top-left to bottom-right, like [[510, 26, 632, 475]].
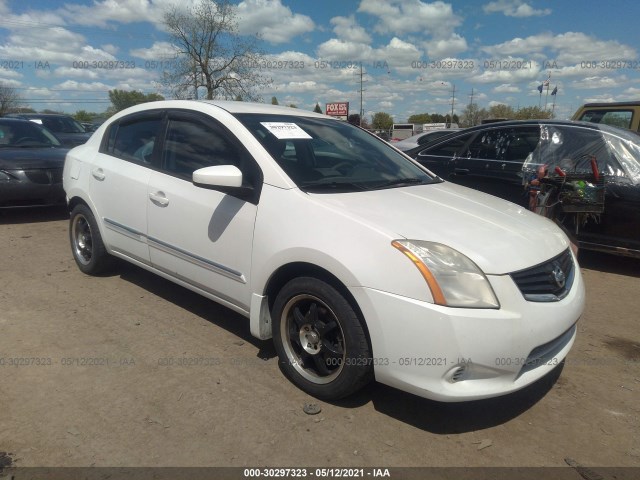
[[272, 277, 372, 400], [69, 204, 113, 275]]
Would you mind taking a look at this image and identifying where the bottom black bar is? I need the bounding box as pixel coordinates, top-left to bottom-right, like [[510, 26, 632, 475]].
[[0, 467, 639, 480]]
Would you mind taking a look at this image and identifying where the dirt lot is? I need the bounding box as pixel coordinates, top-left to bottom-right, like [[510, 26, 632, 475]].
[[1, 207, 639, 472]]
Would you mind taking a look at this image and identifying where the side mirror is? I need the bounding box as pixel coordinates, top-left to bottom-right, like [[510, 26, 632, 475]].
[[192, 165, 256, 203], [193, 165, 243, 188]]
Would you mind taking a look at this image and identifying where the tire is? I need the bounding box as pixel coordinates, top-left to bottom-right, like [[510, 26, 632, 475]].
[[271, 277, 373, 400], [69, 204, 114, 275]]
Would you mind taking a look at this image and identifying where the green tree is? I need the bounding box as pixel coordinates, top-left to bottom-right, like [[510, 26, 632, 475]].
[[271, 96, 279, 105], [0, 84, 22, 116], [313, 103, 322, 114], [107, 89, 164, 114], [235, 95, 243, 101], [73, 110, 95, 123], [407, 113, 432, 124], [288, 104, 297, 108], [163, 0, 270, 100], [459, 103, 489, 127], [487, 104, 516, 119], [348, 113, 361, 126], [11, 107, 36, 114], [515, 106, 554, 120], [371, 112, 393, 130], [430, 113, 446, 123]]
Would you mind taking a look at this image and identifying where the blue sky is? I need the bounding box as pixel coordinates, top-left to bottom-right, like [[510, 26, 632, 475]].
[[0, 0, 639, 121]]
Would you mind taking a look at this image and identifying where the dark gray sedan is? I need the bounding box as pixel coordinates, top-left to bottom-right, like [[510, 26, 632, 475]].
[[0, 118, 69, 208], [6, 113, 92, 147]]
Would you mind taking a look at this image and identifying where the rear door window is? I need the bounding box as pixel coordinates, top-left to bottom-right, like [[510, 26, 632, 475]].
[[579, 110, 633, 130]]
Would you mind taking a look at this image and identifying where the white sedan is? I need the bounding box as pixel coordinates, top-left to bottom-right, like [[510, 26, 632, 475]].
[[63, 100, 584, 401]]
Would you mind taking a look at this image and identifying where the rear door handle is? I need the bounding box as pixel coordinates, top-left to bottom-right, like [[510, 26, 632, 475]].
[[149, 191, 169, 207], [91, 168, 105, 181], [454, 168, 469, 175]]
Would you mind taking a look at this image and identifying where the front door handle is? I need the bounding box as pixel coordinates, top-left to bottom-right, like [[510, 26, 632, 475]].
[[91, 168, 105, 181], [149, 191, 169, 207], [454, 168, 469, 175]]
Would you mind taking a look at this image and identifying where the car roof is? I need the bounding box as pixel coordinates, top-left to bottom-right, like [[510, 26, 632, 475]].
[[453, 119, 603, 132], [403, 119, 612, 157], [101, 100, 336, 126], [198, 100, 330, 118], [0, 117, 36, 124], [581, 101, 640, 107], [7, 113, 74, 118]]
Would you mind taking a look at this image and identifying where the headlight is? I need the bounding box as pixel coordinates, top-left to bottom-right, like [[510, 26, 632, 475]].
[[392, 240, 499, 309], [0, 170, 15, 181]]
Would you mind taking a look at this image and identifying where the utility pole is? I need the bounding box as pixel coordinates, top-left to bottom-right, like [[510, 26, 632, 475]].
[[450, 84, 456, 127], [467, 88, 475, 126], [357, 63, 367, 127]]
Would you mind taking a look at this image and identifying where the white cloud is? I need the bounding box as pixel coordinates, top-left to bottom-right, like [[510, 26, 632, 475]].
[[483, 0, 551, 17], [494, 83, 521, 93], [52, 67, 100, 80], [316, 39, 373, 62], [624, 87, 640, 97], [582, 94, 617, 103], [357, 0, 468, 59], [482, 32, 636, 65], [53, 80, 113, 91], [359, 0, 462, 37], [570, 76, 623, 90], [283, 81, 322, 93], [236, 0, 314, 44], [100, 44, 119, 56], [0, 77, 21, 87], [58, 0, 185, 28], [130, 42, 179, 61], [424, 33, 468, 58], [488, 100, 508, 107], [471, 66, 540, 84], [330, 15, 371, 44]]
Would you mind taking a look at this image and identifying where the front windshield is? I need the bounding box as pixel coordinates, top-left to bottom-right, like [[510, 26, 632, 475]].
[[235, 114, 437, 192], [0, 121, 62, 147]]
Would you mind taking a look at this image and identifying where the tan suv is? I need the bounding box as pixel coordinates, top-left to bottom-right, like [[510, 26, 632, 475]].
[[572, 101, 640, 133]]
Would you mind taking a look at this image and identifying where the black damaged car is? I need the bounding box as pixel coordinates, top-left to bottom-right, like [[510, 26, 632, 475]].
[[0, 118, 69, 208], [407, 120, 640, 258]]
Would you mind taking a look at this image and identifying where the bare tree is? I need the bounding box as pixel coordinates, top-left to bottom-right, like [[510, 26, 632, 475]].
[[162, 0, 271, 101], [0, 84, 22, 116]]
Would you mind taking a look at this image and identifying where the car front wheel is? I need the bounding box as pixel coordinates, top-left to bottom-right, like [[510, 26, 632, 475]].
[[69, 204, 113, 275], [272, 277, 373, 400]]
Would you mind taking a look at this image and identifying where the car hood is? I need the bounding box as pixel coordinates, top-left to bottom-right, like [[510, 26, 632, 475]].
[[0, 147, 68, 169], [51, 132, 91, 146], [391, 140, 418, 151], [311, 182, 570, 275]]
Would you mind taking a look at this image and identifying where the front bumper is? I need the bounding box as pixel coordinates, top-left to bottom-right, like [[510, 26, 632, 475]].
[[350, 259, 585, 402], [0, 169, 65, 207]]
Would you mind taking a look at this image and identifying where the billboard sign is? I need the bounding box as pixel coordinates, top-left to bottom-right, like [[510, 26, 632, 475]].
[[325, 102, 349, 120]]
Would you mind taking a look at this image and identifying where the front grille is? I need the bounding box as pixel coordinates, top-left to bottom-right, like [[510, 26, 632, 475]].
[[24, 168, 63, 185], [510, 249, 574, 302], [517, 324, 576, 378]]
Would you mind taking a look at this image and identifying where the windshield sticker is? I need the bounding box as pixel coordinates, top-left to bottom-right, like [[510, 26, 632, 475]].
[[261, 122, 312, 140]]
